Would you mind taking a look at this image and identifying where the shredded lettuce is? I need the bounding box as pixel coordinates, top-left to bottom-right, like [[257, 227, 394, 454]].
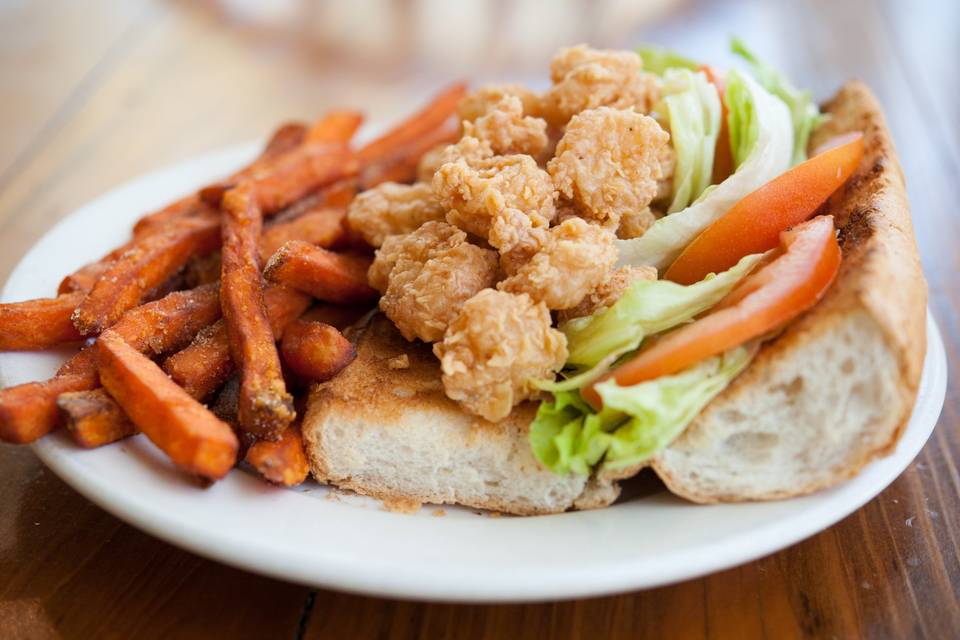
[[559, 252, 764, 371], [660, 69, 722, 213], [615, 71, 792, 270], [530, 346, 756, 475], [731, 38, 825, 164], [638, 45, 699, 76]]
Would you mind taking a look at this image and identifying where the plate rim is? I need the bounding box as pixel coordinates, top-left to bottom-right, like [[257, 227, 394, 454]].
[[2, 144, 948, 603]]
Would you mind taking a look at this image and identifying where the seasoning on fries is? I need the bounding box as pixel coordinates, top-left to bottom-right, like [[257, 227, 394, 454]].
[[220, 184, 295, 439], [264, 240, 376, 304], [163, 284, 310, 400], [97, 330, 238, 480]]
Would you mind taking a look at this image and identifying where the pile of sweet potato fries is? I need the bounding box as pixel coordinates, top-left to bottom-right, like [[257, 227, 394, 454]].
[[0, 84, 465, 485]]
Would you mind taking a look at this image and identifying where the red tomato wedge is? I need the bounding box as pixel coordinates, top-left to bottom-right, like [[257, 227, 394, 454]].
[[700, 65, 734, 185], [663, 132, 863, 285], [583, 215, 841, 409]]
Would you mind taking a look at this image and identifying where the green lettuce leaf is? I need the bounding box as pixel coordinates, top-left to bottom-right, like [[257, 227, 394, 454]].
[[660, 69, 722, 213], [615, 70, 792, 270], [561, 252, 764, 370], [530, 346, 756, 475], [638, 45, 699, 76], [731, 38, 825, 164], [597, 344, 756, 470], [725, 69, 760, 168]]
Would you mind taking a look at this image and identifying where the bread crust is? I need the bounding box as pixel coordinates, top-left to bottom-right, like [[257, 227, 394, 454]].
[[302, 314, 616, 515], [652, 81, 928, 502]]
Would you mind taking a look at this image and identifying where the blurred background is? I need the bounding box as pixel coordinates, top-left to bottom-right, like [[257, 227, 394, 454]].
[[0, 0, 956, 293]]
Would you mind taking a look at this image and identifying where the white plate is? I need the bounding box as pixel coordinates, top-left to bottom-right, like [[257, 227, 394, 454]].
[[0, 144, 947, 603]]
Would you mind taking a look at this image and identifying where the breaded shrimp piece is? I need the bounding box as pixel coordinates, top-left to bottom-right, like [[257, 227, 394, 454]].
[[548, 107, 670, 229], [434, 153, 557, 245], [458, 84, 542, 122], [498, 217, 617, 310], [346, 182, 446, 248], [617, 207, 658, 240], [556, 265, 657, 323], [542, 45, 661, 126], [376, 222, 499, 342], [434, 290, 567, 421], [367, 221, 460, 293], [415, 136, 494, 183], [462, 96, 549, 157]]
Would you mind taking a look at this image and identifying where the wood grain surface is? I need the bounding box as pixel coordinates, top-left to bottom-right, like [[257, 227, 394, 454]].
[[1, 0, 957, 638]]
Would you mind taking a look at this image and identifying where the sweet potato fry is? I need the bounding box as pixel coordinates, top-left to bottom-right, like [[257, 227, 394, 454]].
[[163, 284, 310, 400], [316, 179, 358, 209], [0, 358, 99, 444], [97, 330, 238, 480], [250, 145, 359, 215], [0, 292, 85, 350], [263, 240, 376, 304], [304, 110, 365, 145], [130, 194, 204, 238], [0, 284, 221, 444], [356, 82, 466, 166], [245, 424, 309, 486], [220, 185, 295, 438], [202, 112, 362, 209], [280, 319, 356, 383], [72, 214, 221, 335], [259, 207, 347, 259], [58, 389, 137, 448], [360, 119, 460, 188], [261, 121, 308, 157]]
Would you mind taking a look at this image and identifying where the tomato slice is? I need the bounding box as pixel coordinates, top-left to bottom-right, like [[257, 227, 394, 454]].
[[583, 215, 841, 409], [699, 64, 734, 185], [664, 132, 863, 285]]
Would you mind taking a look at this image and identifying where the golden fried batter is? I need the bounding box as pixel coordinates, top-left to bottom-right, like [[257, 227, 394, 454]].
[[463, 96, 549, 157], [346, 182, 446, 248], [375, 222, 499, 342], [434, 290, 567, 421], [542, 45, 661, 126], [617, 207, 657, 240], [416, 136, 494, 183], [434, 153, 557, 245], [548, 107, 670, 230], [458, 84, 542, 121], [498, 217, 616, 310], [556, 265, 657, 323]]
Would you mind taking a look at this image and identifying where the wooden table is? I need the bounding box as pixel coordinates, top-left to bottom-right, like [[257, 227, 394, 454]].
[[1, 1, 957, 637]]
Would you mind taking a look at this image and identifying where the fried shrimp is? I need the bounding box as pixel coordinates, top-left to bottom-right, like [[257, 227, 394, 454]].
[[416, 136, 494, 183], [346, 182, 446, 247], [434, 290, 567, 422], [556, 265, 657, 323], [462, 96, 549, 157], [457, 84, 542, 122], [541, 45, 661, 126], [373, 221, 499, 342], [434, 152, 557, 244], [498, 217, 617, 310], [548, 107, 670, 230]]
